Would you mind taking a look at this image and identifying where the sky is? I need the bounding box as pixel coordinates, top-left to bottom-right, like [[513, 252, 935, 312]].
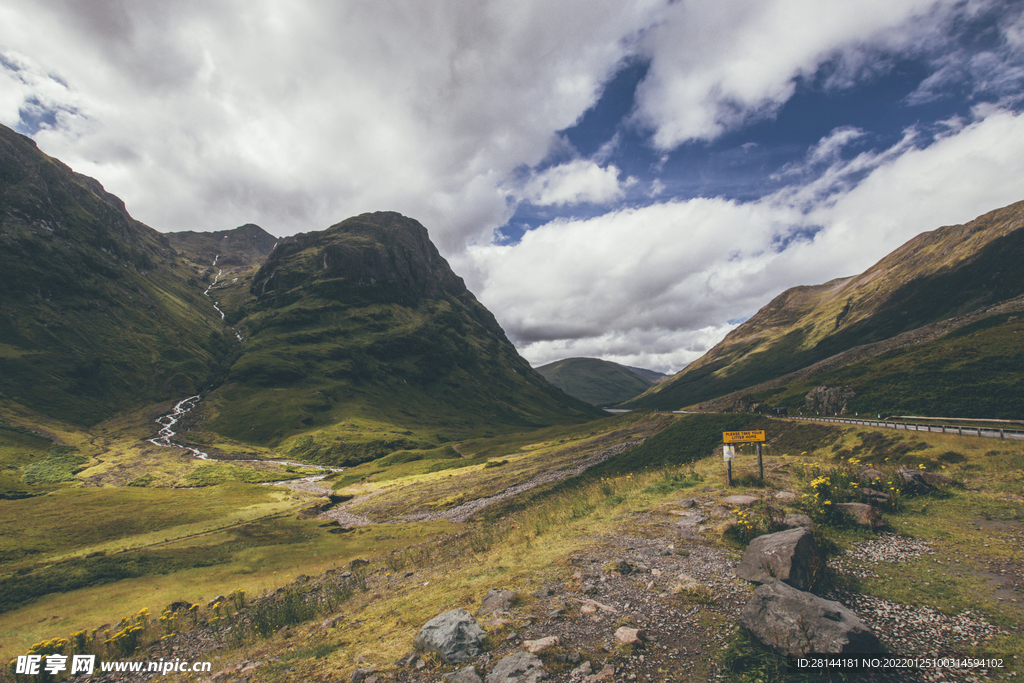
[[3, 1, 1024, 374]]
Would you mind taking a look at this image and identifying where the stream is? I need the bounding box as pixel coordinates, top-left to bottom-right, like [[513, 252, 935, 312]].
[[147, 395, 343, 489]]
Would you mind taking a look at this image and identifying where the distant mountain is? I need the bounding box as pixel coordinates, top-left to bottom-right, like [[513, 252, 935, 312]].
[[624, 200, 1024, 416], [623, 365, 669, 384], [0, 124, 229, 425], [165, 224, 278, 268], [536, 357, 656, 406]]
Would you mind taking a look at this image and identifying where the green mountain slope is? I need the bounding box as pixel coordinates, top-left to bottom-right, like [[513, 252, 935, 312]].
[[0, 125, 232, 425], [536, 357, 654, 406], [199, 212, 602, 461], [625, 199, 1024, 411]]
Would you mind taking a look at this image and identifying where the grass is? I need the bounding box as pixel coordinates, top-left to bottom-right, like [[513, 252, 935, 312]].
[[2, 414, 1021, 681]]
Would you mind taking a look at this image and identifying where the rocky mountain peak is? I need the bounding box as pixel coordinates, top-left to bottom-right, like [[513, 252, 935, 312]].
[[251, 211, 466, 303]]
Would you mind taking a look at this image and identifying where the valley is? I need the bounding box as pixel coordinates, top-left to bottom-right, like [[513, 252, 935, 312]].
[[1, 122, 1022, 681]]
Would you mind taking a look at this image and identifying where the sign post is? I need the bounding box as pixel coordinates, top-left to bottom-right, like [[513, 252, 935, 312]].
[[721, 431, 767, 486], [723, 445, 735, 487]]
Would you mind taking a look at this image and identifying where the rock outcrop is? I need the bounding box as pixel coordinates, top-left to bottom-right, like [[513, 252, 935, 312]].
[[413, 609, 486, 664], [739, 581, 883, 658], [734, 527, 820, 591]]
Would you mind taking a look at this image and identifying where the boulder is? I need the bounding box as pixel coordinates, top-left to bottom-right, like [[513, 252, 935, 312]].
[[723, 495, 758, 507], [478, 589, 517, 616], [859, 468, 886, 485], [447, 666, 484, 683], [837, 502, 883, 528], [774, 491, 798, 501], [734, 527, 819, 591], [614, 627, 644, 646], [740, 581, 883, 658], [780, 513, 814, 530], [413, 609, 486, 664], [896, 468, 935, 495], [485, 652, 548, 683], [860, 488, 890, 506]]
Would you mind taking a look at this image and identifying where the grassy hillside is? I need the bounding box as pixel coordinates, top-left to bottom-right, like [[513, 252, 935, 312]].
[[625, 200, 1024, 411], [535, 357, 654, 406], [735, 309, 1024, 419], [0, 124, 233, 425]]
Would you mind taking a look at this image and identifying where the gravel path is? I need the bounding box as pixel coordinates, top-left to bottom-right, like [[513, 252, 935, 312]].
[[402, 439, 644, 524]]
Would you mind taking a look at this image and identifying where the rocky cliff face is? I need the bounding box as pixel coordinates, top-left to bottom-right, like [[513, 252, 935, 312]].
[[252, 212, 466, 303]]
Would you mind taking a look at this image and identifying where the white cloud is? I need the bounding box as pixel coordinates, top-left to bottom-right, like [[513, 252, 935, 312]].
[[0, 0, 664, 244], [633, 0, 957, 147], [471, 108, 1024, 372], [522, 160, 632, 206]]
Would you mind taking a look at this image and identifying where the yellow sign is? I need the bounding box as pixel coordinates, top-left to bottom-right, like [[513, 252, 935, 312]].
[[723, 430, 766, 443]]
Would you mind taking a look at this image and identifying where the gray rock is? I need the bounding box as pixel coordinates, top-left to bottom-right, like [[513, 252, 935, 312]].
[[837, 502, 883, 528], [896, 468, 935, 495], [447, 666, 484, 683], [485, 652, 548, 683], [478, 589, 517, 616], [780, 513, 814, 530], [859, 468, 886, 485], [740, 581, 882, 658], [413, 608, 486, 664], [734, 527, 819, 591], [351, 669, 376, 683], [722, 495, 758, 506], [860, 488, 890, 506], [774, 491, 798, 501]]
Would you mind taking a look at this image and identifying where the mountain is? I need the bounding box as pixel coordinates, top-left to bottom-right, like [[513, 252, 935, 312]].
[[0, 125, 230, 425], [536, 357, 656, 406], [165, 223, 278, 268], [624, 200, 1024, 416], [623, 365, 670, 384], [190, 212, 603, 461], [0, 123, 599, 452]]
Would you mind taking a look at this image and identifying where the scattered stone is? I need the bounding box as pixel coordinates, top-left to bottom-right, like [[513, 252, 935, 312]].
[[351, 669, 376, 683], [571, 661, 593, 678], [740, 580, 882, 657], [710, 505, 733, 518], [479, 589, 517, 616], [584, 663, 616, 682], [614, 627, 644, 646], [447, 666, 484, 683], [207, 595, 226, 608], [394, 652, 419, 668], [837, 502, 883, 528], [578, 598, 618, 614], [675, 498, 697, 508], [780, 513, 814, 530], [774, 491, 798, 501], [524, 636, 559, 654], [349, 558, 370, 570], [722, 495, 758, 506], [734, 527, 819, 591], [486, 651, 548, 683], [413, 608, 486, 664]]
